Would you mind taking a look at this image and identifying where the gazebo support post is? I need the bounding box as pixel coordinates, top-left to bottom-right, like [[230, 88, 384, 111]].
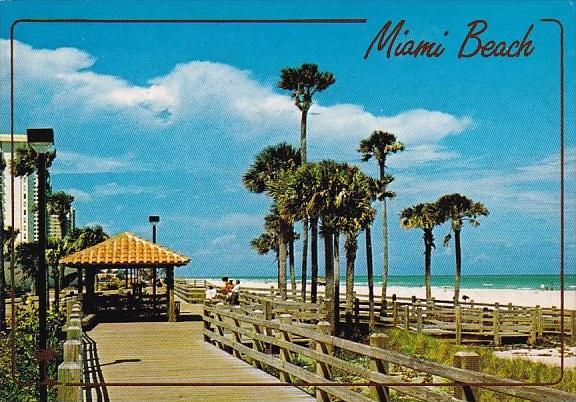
[[153, 268, 157, 317], [77, 267, 83, 297], [167, 266, 175, 322]]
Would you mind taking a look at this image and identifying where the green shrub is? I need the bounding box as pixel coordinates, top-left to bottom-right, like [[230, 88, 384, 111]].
[[0, 306, 65, 402]]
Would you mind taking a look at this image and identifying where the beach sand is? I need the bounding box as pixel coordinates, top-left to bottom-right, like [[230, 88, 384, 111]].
[[235, 280, 575, 310]]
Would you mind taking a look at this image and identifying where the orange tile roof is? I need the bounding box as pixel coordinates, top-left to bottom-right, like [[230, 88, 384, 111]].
[[60, 232, 190, 267]]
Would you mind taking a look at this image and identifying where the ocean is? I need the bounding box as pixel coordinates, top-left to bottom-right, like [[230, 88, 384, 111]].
[[180, 274, 576, 291]]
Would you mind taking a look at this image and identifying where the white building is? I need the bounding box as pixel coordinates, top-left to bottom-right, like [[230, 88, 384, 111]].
[[0, 134, 38, 243]]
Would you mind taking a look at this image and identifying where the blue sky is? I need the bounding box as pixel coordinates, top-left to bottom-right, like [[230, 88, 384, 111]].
[[0, 1, 574, 279]]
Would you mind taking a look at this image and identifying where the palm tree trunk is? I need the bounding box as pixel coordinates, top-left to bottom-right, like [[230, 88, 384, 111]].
[[365, 226, 375, 330], [300, 108, 308, 163], [323, 228, 334, 331], [454, 228, 462, 305], [379, 162, 389, 317], [310, 216, 318, 303], [345, 235, 357, 338], [333, 231, 340, 334], [278, 220, 288, 300], [289, 229, 296, 297], [424, 229, 433, 301], [300, 218, 308, 301]]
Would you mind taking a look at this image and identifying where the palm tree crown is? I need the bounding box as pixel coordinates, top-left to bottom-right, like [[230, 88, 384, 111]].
[[278, 63, 335, 111], [437, 193, 489, 232], [242, 143, 301, 193], [358, 131, 405, 166]]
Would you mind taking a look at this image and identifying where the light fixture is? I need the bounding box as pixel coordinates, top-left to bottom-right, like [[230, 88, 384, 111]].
[[26, 128, 55, 154], [149, 215, 160, 224]]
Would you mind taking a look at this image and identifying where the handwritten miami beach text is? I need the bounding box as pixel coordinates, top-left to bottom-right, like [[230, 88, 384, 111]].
[[364, 19, 535, 60]]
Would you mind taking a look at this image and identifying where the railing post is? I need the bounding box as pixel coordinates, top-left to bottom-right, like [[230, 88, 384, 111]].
[[415, 301, 423, 334], [369, 333, 390, 402], [571, 310, 576, 343], [403, 305, 409, 332], [455, 305, 462, 345], [537, 305, 543, 337], [493, 303, 501, 346], [315, 321, 332, 402], [251, 309, 265, 368], [354, 297, 360, 325], [277, 314, 293, 383], [453, 352, 480, 401], [203, 301, 212, 343], [392, 302, 398, 328], [58, 298, 82, 402], [529, 309, 538, 345]]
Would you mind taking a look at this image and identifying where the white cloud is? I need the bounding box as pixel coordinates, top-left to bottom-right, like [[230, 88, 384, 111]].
[[396, 147, 575, 216], [2, 39, 472, 165], [92, 182, 167, 197], [64, 188, 92, 202], [52, 151, 153, 174]]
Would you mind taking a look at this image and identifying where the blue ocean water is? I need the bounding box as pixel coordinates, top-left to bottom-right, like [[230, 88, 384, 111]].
[[180, 274, 576, 291]]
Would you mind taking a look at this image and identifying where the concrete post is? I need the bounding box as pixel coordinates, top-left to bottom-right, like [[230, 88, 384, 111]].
[[369, 333, 389, 402], [453, 352, 480, 400]]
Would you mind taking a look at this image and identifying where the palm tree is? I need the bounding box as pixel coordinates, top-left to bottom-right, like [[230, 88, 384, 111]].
[[437, 194, 489, 304], [334, 166, 377, 336], [279, 63, 335, 301], [47, 191, 74, 306], [359, 131, 404, 316], [243, 143, 300, 300], [400, 203, 443, 301], [11, 147, 56, 177], [15, 242, 40, 293], [72, 226, 108, 303]]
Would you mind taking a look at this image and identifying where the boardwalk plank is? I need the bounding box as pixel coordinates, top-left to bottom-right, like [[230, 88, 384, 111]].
[[86, 301, 315, 402]]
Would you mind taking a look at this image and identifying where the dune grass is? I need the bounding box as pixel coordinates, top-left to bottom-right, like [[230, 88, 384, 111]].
[[385, 329, 576, 401]]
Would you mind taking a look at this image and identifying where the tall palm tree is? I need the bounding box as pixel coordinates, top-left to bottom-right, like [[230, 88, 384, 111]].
[[279, 63, 335, 301], [437, 194, 489, 304], [72, 225, 108, 302], [359, 131, 404, 316], [400, 203, 443, 301], [15, 241, 40, 292], [269, 162, 321, 301], [47, 191, 74, 305], [334, 166, 377, 336], [243, 143, 300, 300]]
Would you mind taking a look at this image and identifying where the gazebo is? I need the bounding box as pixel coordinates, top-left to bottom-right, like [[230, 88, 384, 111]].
[[60, 232, 190, 322]]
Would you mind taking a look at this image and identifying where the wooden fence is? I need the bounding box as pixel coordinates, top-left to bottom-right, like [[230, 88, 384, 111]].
[[176, 280, 576, 345], [58, 297, 84, 402], [202, 302, 575, 402]]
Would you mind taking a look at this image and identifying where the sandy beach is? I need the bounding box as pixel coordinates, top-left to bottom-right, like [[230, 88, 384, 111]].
[[231, 280, 576, 310]]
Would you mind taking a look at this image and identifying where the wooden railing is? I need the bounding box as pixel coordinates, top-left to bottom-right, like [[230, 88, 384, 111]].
[[58, 297, 84, 402], [231, 285, 576, 345], [202, 302, 574, 402]]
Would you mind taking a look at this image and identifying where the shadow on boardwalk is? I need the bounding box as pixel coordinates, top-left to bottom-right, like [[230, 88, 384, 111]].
[[83, 332, 110, 402]]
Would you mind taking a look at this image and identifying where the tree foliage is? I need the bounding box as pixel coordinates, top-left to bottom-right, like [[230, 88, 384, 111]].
[[278, 63, 335, 111]]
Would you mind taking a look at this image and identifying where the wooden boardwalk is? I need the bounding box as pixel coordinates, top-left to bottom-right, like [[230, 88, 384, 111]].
[[84, 298, 315, 402]]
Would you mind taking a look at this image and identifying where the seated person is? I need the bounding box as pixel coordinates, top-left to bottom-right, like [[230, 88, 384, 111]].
[[220, 277, 230, 295], [229, 280, 241, 305], [205, 285, 217, 300]]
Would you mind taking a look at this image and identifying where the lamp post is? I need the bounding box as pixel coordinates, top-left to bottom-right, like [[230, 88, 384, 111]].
[[149, 215, 159, 316], [27, 128, 54, 402]]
